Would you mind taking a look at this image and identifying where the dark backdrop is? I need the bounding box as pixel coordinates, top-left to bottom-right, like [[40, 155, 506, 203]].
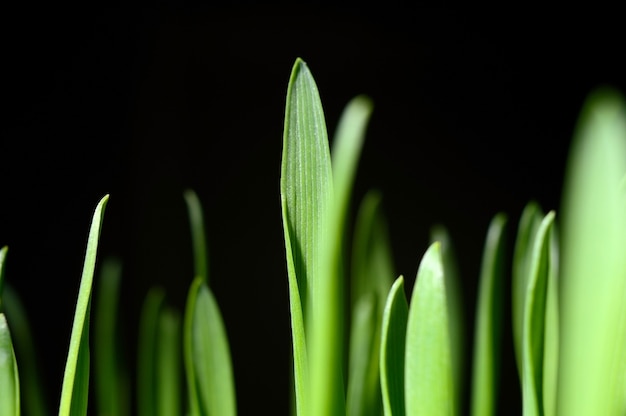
[[3, 5, 625, 415]]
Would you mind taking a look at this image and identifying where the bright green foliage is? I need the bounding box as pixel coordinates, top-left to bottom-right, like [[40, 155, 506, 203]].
[[470, 213, 507, 416], [1, 246, 20, 416], [155, 307, 182, 416], [379, 276, 408, 416], [59, 194, 109, 416], [557, 87, 626, 416]]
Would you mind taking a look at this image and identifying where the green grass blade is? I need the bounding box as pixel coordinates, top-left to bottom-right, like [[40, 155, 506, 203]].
[[542, 225, 559, 416], [156, 307, 182, 416], [470, 213, 507, 416], [59, 194, 109, 416], [184, 277, 236, 416], [0, 313, 20, 416], [512, 201, 543, 383], [0, 246, 6, 309], [380, 276, 408, 416], [183, 189, 209, 284], [557, 87, 626, 416], [521, 212, 555, 416], [405, 242, 455, 416], [430, 224, 464, 409], [137, 287, 165, 416], [280, 57, 334, 416], [94, 256, 129, 416]]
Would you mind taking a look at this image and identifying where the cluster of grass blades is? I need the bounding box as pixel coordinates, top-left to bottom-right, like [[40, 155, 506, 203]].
[[1, 57, 625, 416]]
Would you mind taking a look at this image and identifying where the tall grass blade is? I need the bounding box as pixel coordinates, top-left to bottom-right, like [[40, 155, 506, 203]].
[[183, 189, 209, 284], [542, 224, 559, 416], [0, 246, 20, 416], [94, 257, 129, 416], [521, 212, 555, 416], [156, 307, 182, 416], [557, 87, 626, 416], [405, 242, 455, 416], [0, 246, 6, 308], [184, 277, 236, 416], [380, 276, 408, 416], [470, 213, 507, 416], [59, 194, 109, 416]]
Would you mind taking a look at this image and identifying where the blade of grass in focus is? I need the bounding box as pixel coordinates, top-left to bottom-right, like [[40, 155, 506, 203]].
[[95, 256, 130, 416], [156, 307, 182, 416], [470, 213, 507, 416], [379, 276, 408, 416], [0, 246, 20, 416], [405, 242, 455, 416], [59, 194, 109, 416], [557, 87, 626, 416]]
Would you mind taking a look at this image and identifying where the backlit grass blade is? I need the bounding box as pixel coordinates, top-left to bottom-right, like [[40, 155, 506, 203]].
[[137, 287, 165, 416], [512, 201, 543, 382], [405, 242, 455, 416], [184, 277, 236, 416], [0, 246, 20, 416], [59, 194, 109, 416], [280, 57, 334, 416], [430, 224, 464, 408], [380, 276, 408, 416], [521, 212, 555, 416], [557, 87, 626, 416], [470, 213, 507, 416], [94, 256, 129, 416], [184, 189, 209, 284], [156, 307, 182, 416]]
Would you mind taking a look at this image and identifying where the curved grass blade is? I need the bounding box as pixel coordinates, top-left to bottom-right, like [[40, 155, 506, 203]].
[[137, 287, 165, 416], [156, 307, 182, 416], [521, 212, 555, 416], [557, 87, 626, 416], [94, 256, 129, 416], [0, 246, 20, 416], [405, 242, 455, 416], [184, 189, 209, 284], [59, 194, 109, 416], [280, 57, 334, 416], [470, 213, 507, 416], [184, 277, 236, 416], [380, 276, 408, 416], [512, 201, 543, 383]]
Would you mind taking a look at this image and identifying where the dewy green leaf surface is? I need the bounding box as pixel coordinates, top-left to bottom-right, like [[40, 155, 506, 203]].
[[184, 189, 209, 284], [95, 257, 129, 416], [0, 246, 20, 416], [557, 87, 626, 416], [59, 194, 109, 416], [405, 242, 455, 416], [156, 307, 182, 416], [512, 201, 543, 382], [521, 212, 555, 416], [380, 276, 408, 416], [184, 277, 236, 416], [470, 213, 507, 416]]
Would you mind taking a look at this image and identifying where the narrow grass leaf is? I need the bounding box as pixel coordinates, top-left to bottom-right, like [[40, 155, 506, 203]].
[[184, 277, 236, 416], [542, 225, 559, 416], [470, 213, 507, 416], [156, 307, 182, 416], [0, 246, 6, 308], [557, 87, 626, 416], [380, 276, 408, 416], [184, 189, 209, 284], [405, 242, 455, 416], [521, 212, 555, 416], [280, 57, 334, 416], [137, 287, 165, 416], [94, 257, 129, 416], [0, 246, 20, 416], [512, 201, 543, 382], [59, 194, 109, 416]]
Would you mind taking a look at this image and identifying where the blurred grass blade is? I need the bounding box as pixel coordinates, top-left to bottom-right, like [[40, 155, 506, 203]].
[[59, 194, 109, 416], [430, 224, 464, 408], [184, 189, 209, 284], [405, 242, 455, 416], [95, 256, 129, 416], [280, 57, 334, 416], [137, 287, 165, 416], [184, 277, 236, 416], [521, 212, 555, 416], [156, 307, 182, 416], [1, 246, 20, 416], [512, 201, 543, 382], [380, 276, 408, 416], [470, 213, 507, 416], [557, 87, 626, 416]]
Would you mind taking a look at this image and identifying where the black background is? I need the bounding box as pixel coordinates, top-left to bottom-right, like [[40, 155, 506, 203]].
[[3, 4, 625, 415]]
